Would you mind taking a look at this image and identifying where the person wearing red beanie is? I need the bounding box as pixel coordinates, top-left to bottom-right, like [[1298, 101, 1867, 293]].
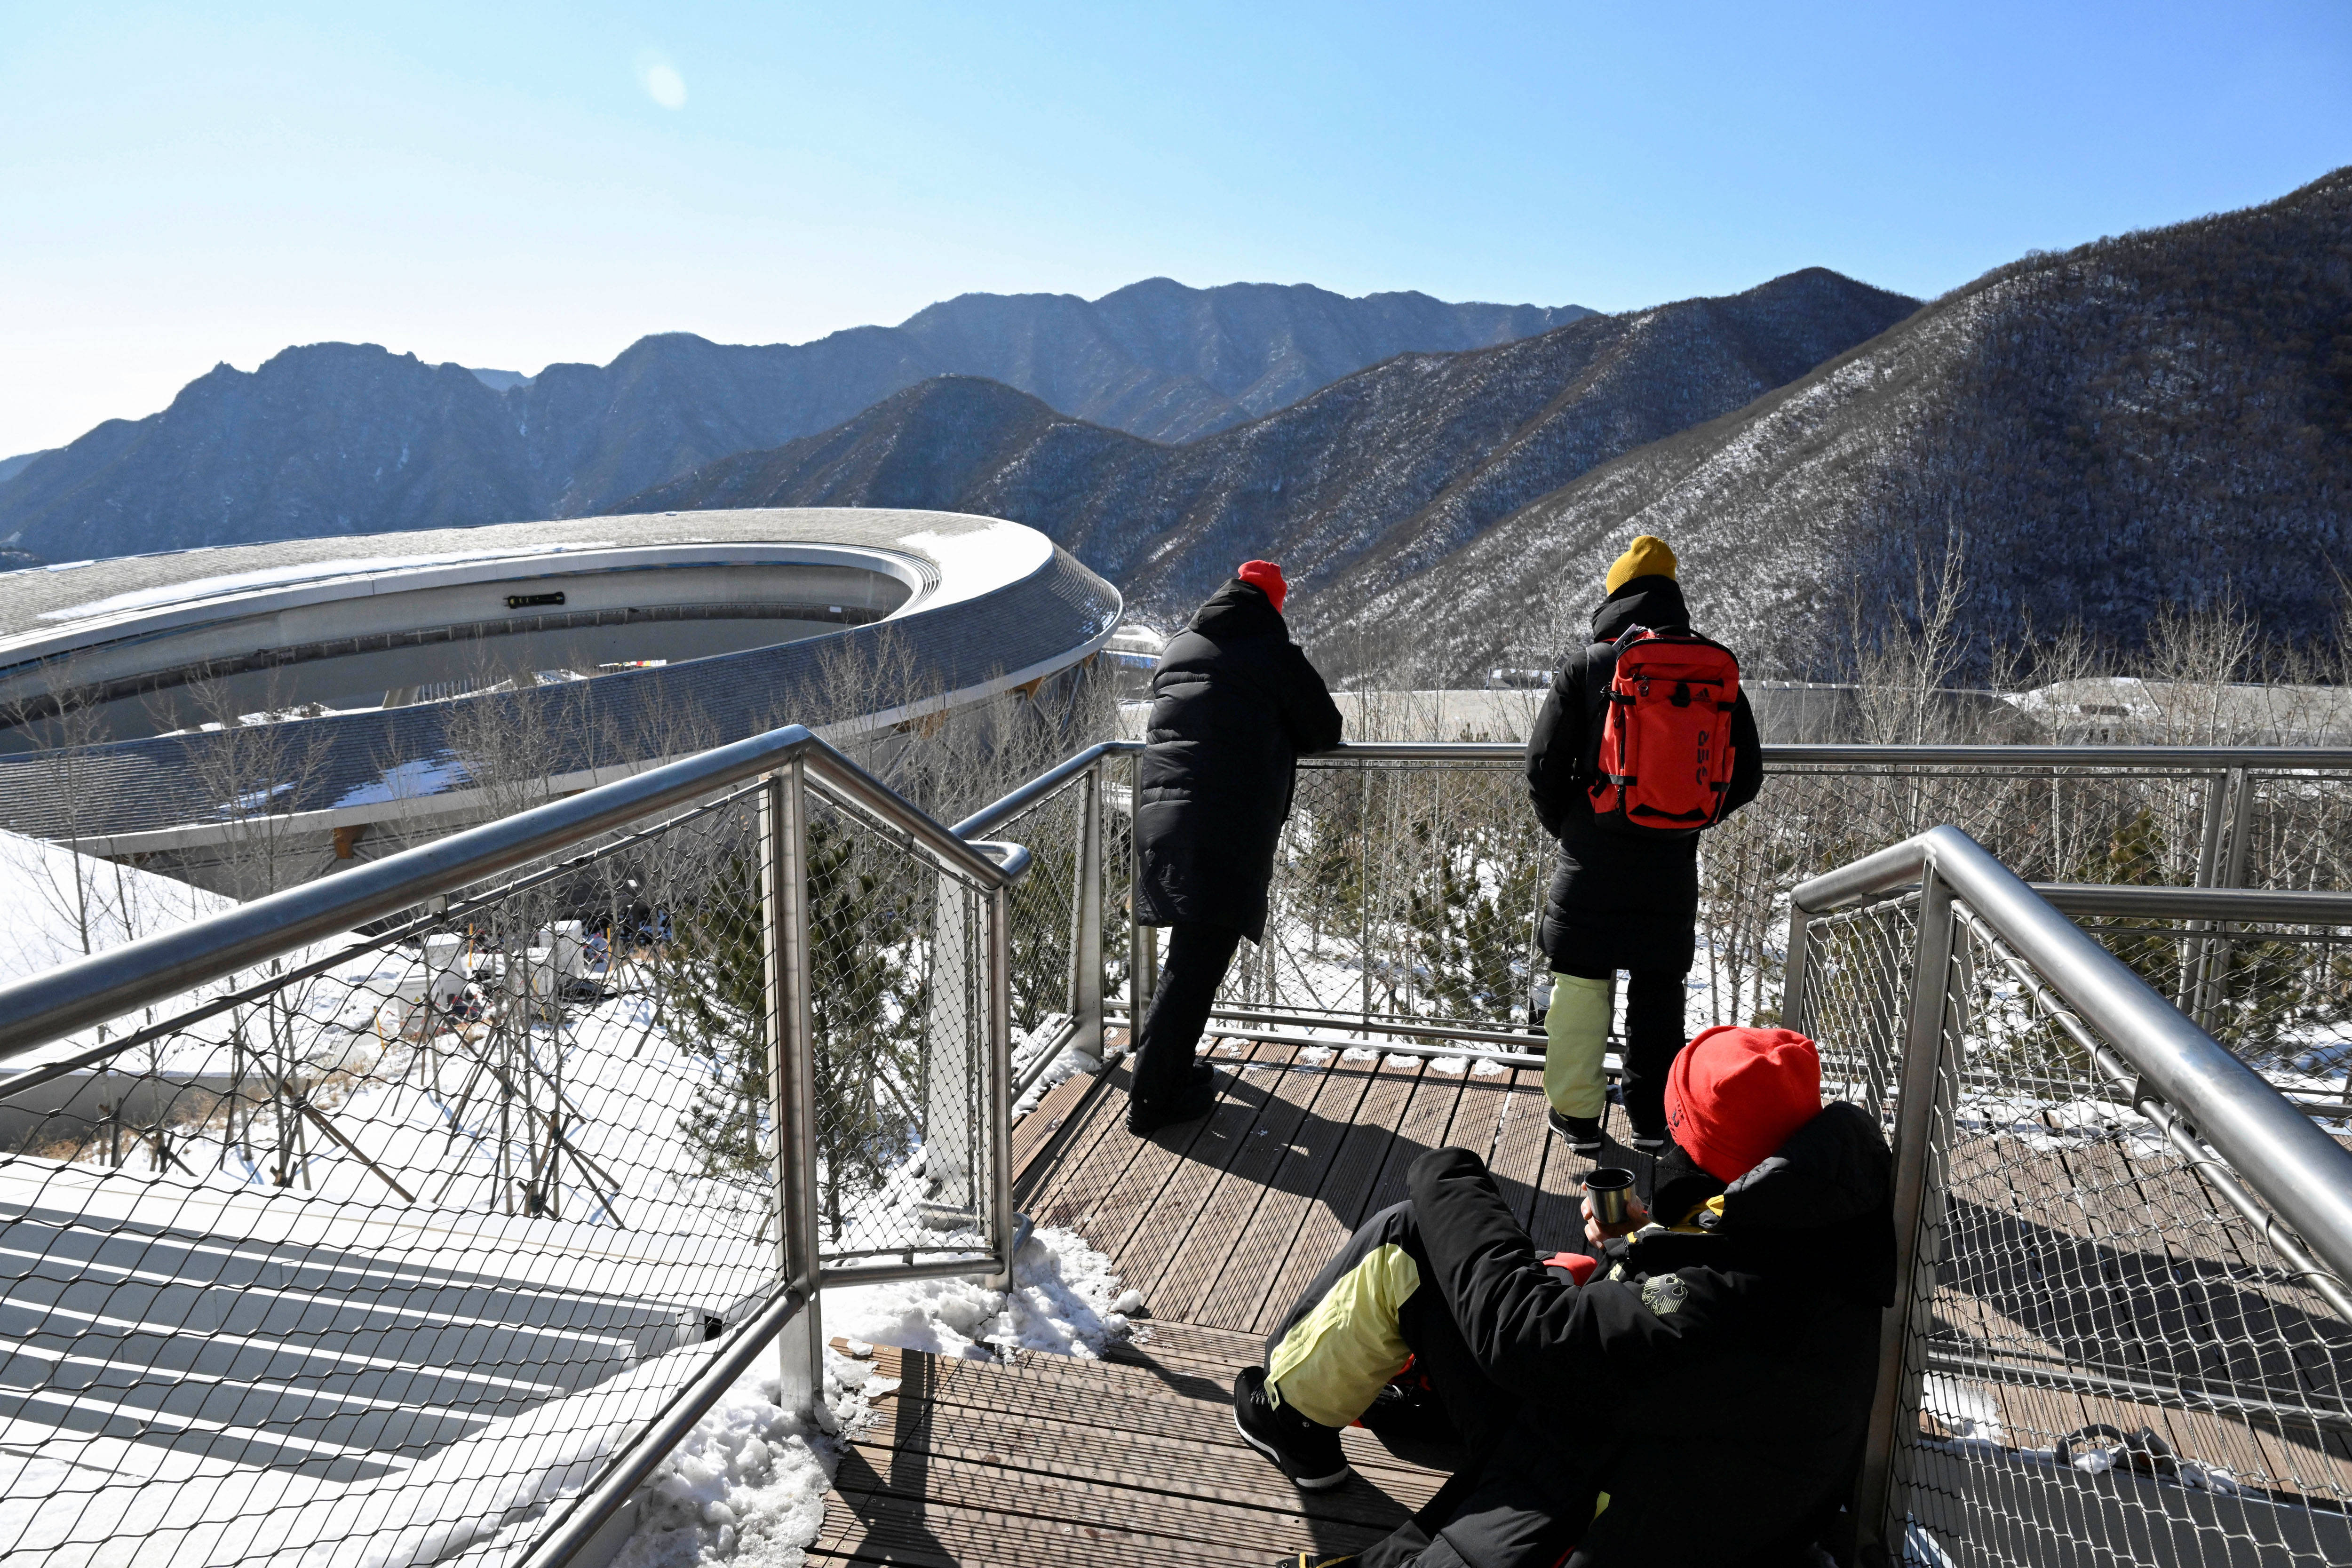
[[1234, 1026, 1894, 1566], [1236, 559, 1287, 613], [1128, 560, 1340, 1134]]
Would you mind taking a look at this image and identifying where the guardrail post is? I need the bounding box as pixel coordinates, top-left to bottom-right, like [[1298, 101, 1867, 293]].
[[1128, 751, 1157, 1034], [1071, 759, 1105, 1060], [985, 880, 1019, 1290], [1855, 866, 1961, 1559], [1781, 902, 1814, 1037], [762, 760, 825, 1418]]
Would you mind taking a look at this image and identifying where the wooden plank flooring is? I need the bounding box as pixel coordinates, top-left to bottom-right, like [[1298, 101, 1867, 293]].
[[817, 1039, 2352, 1564], [815, 1040, 1636, 1566]]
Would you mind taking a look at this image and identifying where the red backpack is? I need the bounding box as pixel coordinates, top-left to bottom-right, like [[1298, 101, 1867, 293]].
[[1585, 624, 1742, 837]]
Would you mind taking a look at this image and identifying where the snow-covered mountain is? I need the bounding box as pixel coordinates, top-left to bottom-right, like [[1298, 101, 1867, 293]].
[[0, 281, 1589, 561], [626, 268, 1922, 629], [1311, 166, 2352, 677]]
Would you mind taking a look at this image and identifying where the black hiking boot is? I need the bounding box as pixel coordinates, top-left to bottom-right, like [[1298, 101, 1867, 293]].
[[1548, 1110, 1605, 1156], [1628, 1129, 1671, 1155], [1233, 1366, 1352, 1490], [1126, 1063, 1218, 1135]]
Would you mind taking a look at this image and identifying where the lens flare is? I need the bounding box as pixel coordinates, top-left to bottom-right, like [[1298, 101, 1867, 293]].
[[644, 63, 686, 110]]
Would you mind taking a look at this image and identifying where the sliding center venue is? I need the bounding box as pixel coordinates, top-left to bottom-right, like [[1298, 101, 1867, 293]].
[[0, 528, 2349, 1564], [0, 507, 1120, 895]]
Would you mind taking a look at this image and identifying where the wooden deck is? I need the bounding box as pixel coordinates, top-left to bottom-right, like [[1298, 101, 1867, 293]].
[[812, 1037, 1625, 1566], [811, 1037, 2352, 1565]]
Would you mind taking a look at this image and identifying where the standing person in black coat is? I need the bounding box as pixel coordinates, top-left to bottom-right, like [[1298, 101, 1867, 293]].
[[1525, 536, 1763, 1155], [1129, 561, 1344, 1135]]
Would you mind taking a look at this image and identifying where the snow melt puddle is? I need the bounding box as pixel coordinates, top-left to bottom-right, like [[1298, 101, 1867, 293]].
[[618, 1226, 1138, 1565]]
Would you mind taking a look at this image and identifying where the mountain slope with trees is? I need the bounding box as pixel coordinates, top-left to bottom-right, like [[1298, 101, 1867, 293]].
[[1313, 166, 2352, 679], [628, 268, 1923, 627], [0, 281, 1589, 561]]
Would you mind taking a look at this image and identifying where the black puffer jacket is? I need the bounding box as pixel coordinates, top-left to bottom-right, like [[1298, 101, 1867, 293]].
[[1524, 576, 1763, 974], [1135, 580, 1343, 941], [1402, 1102, 1895, 1567]]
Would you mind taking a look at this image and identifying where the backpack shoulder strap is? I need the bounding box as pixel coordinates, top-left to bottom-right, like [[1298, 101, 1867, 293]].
[[1581, 624, 1647, 781]]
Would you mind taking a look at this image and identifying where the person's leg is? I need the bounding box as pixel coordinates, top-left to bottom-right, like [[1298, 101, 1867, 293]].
[[1616, 968, 1688, 1145], [1243, 1200, 1520, 1490], [1542, 966, 1613, 1140], [1128, 922, 1243, 1111]]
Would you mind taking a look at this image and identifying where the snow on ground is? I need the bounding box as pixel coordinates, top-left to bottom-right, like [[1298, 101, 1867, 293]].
[[610, 1350, 897, 1568], [609, 1227, 1138, 1566], [827, 1223, 1139, 1362], [0, 830, 230, 988]]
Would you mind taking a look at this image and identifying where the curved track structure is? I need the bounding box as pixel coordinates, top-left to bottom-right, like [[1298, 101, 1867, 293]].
[[0, 508, 1120, 891]]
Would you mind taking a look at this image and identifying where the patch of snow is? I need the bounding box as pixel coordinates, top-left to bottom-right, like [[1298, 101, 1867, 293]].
[[1471, 1058, 1508, 1077], [612, 1348, 895, 1568], [332, 752, 474, 807], [1426, 1054, 1469, 1075], [0, 831, 232, 991], [824, 1225, 1136, 1363]]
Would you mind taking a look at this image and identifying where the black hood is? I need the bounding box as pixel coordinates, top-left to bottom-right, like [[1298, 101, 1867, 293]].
[[1190, 578, 1287, 641], [1716, 1101, 1897, 1306], [1631, 1101, 1896, 1308], [1591, 575, 1690, 642]]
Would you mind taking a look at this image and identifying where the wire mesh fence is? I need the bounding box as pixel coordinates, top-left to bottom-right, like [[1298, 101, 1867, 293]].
[[1192, 756, 2352, 1086], [2062, 914, 2352, 1127], [1797, 892, 2352, 1566], [0, 758, 1012, 1565]]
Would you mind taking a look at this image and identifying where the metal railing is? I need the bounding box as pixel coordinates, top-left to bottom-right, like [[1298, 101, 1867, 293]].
[[0, 724, 1030, 1567], [1787, 828, 2352, 1566], [10, 729, 2352, 1563], [1041, 743, 2352, 1087]]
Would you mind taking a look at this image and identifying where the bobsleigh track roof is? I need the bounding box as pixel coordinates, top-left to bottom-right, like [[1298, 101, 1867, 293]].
[[0, 509, 1121, 846]]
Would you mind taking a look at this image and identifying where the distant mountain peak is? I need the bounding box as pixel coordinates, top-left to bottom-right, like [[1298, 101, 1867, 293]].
[[1, 276, 1597, 559]]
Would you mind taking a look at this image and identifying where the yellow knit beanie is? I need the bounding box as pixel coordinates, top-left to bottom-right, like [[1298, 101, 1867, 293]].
[[1604, 534, 1677, 596]]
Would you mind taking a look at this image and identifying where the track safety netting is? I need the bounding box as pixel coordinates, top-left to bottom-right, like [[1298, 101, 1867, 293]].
[[1799, 895, 2352, 1567], [0, 770, 1009, 1565]]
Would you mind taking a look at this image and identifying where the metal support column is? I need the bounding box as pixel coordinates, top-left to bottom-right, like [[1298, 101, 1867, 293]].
[[1855, 868, 1960, 1558], [1129, 751, 1157, 1037], [985, 880, 1019, 1290], [1781, 904, 1814, 1038], [1070, 760, 1106, 1060], [2177, 772, 2232, 1012], [761, 761, 825, 1417]]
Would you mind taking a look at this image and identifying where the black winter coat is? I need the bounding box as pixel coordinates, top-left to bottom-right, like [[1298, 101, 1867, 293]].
[[1402, 1101, 1895, 1567], [1135, 580, 1343, 942], [1524, 576, 1762, 974]]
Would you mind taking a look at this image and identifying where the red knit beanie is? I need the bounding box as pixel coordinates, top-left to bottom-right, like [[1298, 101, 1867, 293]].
[[1237, 560, 1287, 613], [1663, 1026, 1823, 1183]]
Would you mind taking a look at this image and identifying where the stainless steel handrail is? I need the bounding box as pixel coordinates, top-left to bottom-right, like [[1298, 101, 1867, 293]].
[[950, 740, 1134, 840], [0, 723, 1011, 1065], [1794, 826, 2352, 1298], [2031, 883, 2352, 923]]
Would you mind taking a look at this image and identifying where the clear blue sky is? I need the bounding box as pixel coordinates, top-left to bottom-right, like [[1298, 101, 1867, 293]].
[[3, 1, 2348, 456]]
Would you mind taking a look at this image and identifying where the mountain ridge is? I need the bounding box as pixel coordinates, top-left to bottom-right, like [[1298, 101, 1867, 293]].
[[1308, 165, 2352, 677], [0, 279, 1591, 559], [624, 268, 1923, 627]]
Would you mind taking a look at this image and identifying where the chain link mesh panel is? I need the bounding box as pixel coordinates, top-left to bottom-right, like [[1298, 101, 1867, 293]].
[[1796, 893, 2352, 1566], [1211, 759, 2352, 1055], [798, 780, 1001, 1269], [0, 767, 1012, 1564]]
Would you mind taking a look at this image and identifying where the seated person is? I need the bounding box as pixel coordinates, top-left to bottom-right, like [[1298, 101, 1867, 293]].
[[1233, 1026, 1895, 1568]]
